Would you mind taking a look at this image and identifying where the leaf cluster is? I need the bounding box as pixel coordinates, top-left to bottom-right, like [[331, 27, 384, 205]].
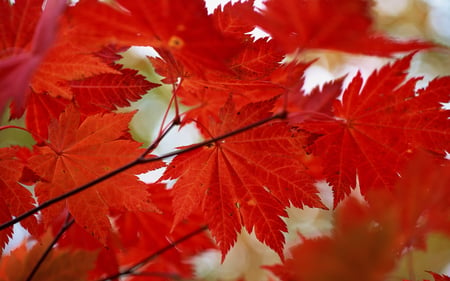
[[0, 0, 449, 280]]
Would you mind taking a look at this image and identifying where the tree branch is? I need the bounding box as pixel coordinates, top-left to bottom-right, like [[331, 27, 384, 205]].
[[0, 112, 285, 231], [26, 214, 75, 281], [140, 112, 286, 163], [96, 225, 208, 281]]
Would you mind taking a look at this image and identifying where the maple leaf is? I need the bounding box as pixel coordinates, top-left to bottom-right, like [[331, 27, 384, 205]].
[[269, 196, 400, 281], [115, 0, 239, 74], [27, 106, 163, 245], [0, 147, 40, 253], [114, 184, 214, 279], [71, 64, 160, 115], [24, 90, 69, 140], [151, 39, 301, 131], [62, 0, 147, 50], [365, 152, 450, 250], [1, 0, 124, 118], [52, 219, 120, 279], [0, 0, 66, 116], [300, 54, 450, 206], [24, 47, 158, 137], [425, 271, 450, 281], [30, 37, 118, 100], [212, 0, 256, 39], [270, 152, 449, 281], [162, 98, 325, 258], [286, 77, 345, 124], [0, 232, 97, 281], [251, 0, 431, 55]]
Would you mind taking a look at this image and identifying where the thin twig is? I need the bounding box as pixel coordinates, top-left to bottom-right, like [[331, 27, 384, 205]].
[[26, 214, 75, 281], [0, 159, 138, 231], [0, 112, 285, 231], [140, 112, 286, 162], [96, 225, 208, 281], [127, 271, 184, 280], [139, 118, 178, 159]]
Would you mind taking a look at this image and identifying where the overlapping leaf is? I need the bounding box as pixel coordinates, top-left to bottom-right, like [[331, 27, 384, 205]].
[[0, 0, 66, 116], [270, 153, 450, 281], [269, 196, 400, 281], [0, 147, 39, 253], [150, 39, 296, 129], [366, 152, 450, 249], [162, 99, 325, 258], [30, 40, 118, 100], [27, 106, 163, 245], [251, 0, 431, 55], [212, 0, 256, 39], [0, 232, 97, 281], [114, 184, 213, 280], [301, 54, 450, 205], [115, 0, 239, 74], [71, 64, 160, 115]]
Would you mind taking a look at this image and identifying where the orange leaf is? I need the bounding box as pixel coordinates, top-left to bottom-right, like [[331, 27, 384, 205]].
[[31, 43, 118, 99], [0, 232, 97, 281], [270, 197, 400, 281], [28, 106, 162, 245]]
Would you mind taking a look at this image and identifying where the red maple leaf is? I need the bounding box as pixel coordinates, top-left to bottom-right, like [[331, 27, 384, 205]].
[[366, 152, 450, 250], [151, 39, 302, 131], [24, 46, 159, 138], [0, 146, 40, 253], [71, 63, 160, 115], [114, 184, 214, 280], [269, 196, 400, 281], [30, 41, 117, 100], [27, 106, 163, 245], [62, 0, 146, 50], [301, 54, 450, 205], [24, 91, 69, 140], [113, 0, 239, 74], [0, 0, 66, 116], [251, 0, 431, 55], [161, 98, 325, 258], [52, 219, 120, 279], [425, 272, 450, 281], [212, 0, 257, 39], [0, 231, 97, 281], [285, 77, 345, 124], [270, 152, 449, 281], [1, 0, 130, 118]]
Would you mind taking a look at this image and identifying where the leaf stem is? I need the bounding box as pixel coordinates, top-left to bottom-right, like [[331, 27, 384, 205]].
[[0, 124, 49, 146], [96, 225, 208, 281], [0, 125, 30, 133], [128, 272, 184, 280], [26, 215, 75, 281]]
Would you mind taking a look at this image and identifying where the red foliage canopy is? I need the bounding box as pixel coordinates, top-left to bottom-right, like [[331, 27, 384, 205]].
[[0, 0, 448, 280]]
